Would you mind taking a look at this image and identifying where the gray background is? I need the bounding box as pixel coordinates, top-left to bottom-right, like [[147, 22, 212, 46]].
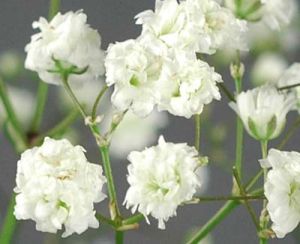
[[0, 0, 299, 243]]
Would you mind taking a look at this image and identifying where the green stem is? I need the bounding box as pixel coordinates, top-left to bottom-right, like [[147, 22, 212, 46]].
[[100, 146, 121, 219], [187, 195, 265, 203], [0, 78, 26, 146], [218, 83, 236, 102], [259, 140, 269, 244], [30, 82, 48, 132], [115, 231, 124, 244], [49, 0, 61, 19], [194, 114, 201, 152], [234, 77, 244, 177], [122, 214, 144, 226], [0, 194, 17, 244], [233, 168, 260, 230], [32, 108, 80, 145], [186, 201, 239, 244], [92, 85, 108, 120], [95, 213, 117, 228]]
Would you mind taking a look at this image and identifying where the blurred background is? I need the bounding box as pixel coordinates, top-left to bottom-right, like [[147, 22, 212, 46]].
[[0, 0, 300, 243]]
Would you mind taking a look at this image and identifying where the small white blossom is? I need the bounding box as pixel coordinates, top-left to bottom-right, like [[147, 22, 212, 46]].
[[25, 10, 105, 85], [14, 137, 106, 237], [124, 136, 202, 229], [261, 0, 297, 30], [157, 51, 222, 118], [251, 53, 288, 86], [230, 85, 295, 141], [105, 39, 162, 117], [136, 0, 248, 54], [109, 110, 168, 159], [260, 149, 300, 238], [278, 63, 300, 113]]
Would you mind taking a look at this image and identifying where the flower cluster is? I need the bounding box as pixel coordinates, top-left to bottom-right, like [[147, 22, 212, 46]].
[[105, 0, 248, 118], [14, 138, 106, 237], [124, 136, 203, 229], [260, 149, 300, 238], [230, 85, 295, 141], [25, 10, 105, 85]]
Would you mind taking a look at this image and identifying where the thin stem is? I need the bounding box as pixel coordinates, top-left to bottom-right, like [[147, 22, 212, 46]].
[[186, 201, 239, 244], [95, 213, 117, 228], [278, 82, 300, 91], [115, 231, 124, 244], [122, 214, 144, 226], [30, 82, 48, 133], [246, 170, 264, 191], [92, 85, 108, 120], [217, 83, 236, 102], [259, 140, 269, 244], [187, 195, 265, 203], [49, 0, 61, 19], [0, 78, 26, 145], [278, 118, 300, 150], [32, 108, 80, 145], [194, 114, 201, 152], [100, 146, 121, 219], [0, 194, 17, 244], [233, 168, 260, 230]]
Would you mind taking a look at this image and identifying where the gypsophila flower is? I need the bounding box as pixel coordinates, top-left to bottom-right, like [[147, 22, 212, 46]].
[[157, 50, 222, 118], [25, 10, 105, 85], [109, 110, 168, 158], [251, 53, 288, 86], [261, 0, 297, 30], [278, 63, 300, 113], [105, 39, 163, 117], [14, 137, 106, 237], [230, 85, 295, 141], [136, 0, 248, 54], [260, 149, 300, 238], [124, 136, 203, 229]]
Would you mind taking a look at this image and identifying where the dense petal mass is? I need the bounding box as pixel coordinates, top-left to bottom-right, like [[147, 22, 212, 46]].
[[260, 149, 300, 238], [157, 51, 222, 118], [25, 10, 105, 85], [230, 85, 295, 140], [124, 136, 203, 229], [14, 137, 106, 237]]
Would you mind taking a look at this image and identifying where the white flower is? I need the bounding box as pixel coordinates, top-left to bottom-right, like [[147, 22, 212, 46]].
[[230, 85, 295, 141], [136, 0, 248, 54], [14, 137, 106, 237], [251, 53, 288, 86], [109, 110, 168, 159], [157, 51, 222, 118], [278, 63, 300, 113], [0, 86, 35, 128], [124, 136, 202, 229], [260, 149, 300, 238], [183, 0, 248, 54], [261, 0, 297, 30], [105, 39, 162, 117], [25, 10, 105, 85]]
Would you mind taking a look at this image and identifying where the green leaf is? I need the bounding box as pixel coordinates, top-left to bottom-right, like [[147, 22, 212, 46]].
[[248, 117, 260, 140], [266, 115, 277, 139]]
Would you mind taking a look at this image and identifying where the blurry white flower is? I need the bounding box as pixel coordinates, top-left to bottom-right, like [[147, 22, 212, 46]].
[[251, 53, 288, 86], [0, 86, 35, 128], [157, 51, 222, 118], [183, 0, 248, 54], [109, 110, 168, 159], [14, 137, 106, 237], [260, 149, 300, 238], [261, 0, 297, 30], [25, 10, 105, 85], [230, 85, 295, 141], [136, 0, 248, 54], [278, 63, 300, 113], [124, 136, 203, 229], [105, 39, 162, 117]]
